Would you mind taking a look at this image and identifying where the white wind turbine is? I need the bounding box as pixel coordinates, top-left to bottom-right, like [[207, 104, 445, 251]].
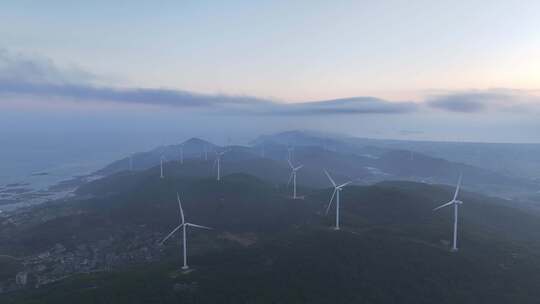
[[160, 155, 165, 179], [214, 150, 228, 181], [287, 160, 303, 199], [324, 169, 353, 230], [161, 193, 212, 270], [433, 174, 463, 252]]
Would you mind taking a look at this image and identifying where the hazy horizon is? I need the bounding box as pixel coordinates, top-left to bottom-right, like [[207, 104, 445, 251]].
[[1, 1, 540, 146]]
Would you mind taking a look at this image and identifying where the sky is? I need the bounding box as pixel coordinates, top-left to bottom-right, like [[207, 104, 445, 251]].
[[1, 0, 540, 145]]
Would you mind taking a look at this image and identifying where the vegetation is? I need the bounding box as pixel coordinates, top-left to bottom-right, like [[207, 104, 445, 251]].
[[2, 164, 540, 303]]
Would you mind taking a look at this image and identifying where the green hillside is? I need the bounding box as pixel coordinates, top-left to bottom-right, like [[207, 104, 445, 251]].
[[2, 168, 540, 303]]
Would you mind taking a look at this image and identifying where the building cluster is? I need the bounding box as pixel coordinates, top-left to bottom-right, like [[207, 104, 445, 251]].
[[0, 227, 165, 293]]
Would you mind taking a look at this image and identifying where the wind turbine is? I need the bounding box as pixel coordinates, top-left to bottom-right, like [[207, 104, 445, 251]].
[[433, 174, 463, 252], [161, 193, 212, 270], [287, 160, 303, 199], [160, 156, 165, 179], [204, 145, 209, 161], [160, 155, 169, 179], [214, 150, 228, 181], [324, 169, 353, 230]]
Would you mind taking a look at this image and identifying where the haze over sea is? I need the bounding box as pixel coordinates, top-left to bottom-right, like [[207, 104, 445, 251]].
[[0, 109, 262, 189]]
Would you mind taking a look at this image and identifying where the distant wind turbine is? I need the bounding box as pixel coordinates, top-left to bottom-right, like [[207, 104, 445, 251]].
[[160, 155, 166, 179], [433, 174, 463, 252], [129, 154, 133, 171], [214, 150, 228, 181], [161, 193, 212, 270], [324, 169, 353, 230], [204, 145, 209, 161], [287, 160, 303, 199]]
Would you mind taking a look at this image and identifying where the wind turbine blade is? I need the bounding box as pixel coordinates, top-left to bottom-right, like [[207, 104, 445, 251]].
[[187, 223, 212, 230], [294, 165, 304, 171], [176, 192, 185, 224], [287, 172, 294, 186], [323, 169, 337, 187], [325, 189, 337, 215], [288, 159, 294, 169], [433, 201, 454, 211], [453, 173, 462, 201], [160, 224, 184, 244], [337, 180, 353, 188]]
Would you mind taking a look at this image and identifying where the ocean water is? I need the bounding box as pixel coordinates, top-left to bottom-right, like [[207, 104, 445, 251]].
[[0, 132, 130, 211], [0, 108, 274, 192], [0, 133, 143, 197], [1, 109, 175, 190]]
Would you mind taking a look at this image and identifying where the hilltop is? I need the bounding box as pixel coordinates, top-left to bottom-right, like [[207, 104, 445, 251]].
[[90, 131, 539, 199]]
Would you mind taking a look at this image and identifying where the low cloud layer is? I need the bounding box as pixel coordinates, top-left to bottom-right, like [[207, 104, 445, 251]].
[[0, 78, 416, 115], [270, 97, 418, 115], [426, 90, 540, 113], [0, 49, 271, 109], [2, 49, 538, 116], [0, 80, 270, 109], [0, 49, 416, 115]]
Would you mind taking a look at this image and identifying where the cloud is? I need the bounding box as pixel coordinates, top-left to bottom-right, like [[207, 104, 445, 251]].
[[2, 49, 539, 118], [0, 48, 95, 85], [426, 90, 540, 113], [0, 49, 417, 116], [0, 80, 271, 109], [268, 97, 418, 115], [0, 49, 271, 109]]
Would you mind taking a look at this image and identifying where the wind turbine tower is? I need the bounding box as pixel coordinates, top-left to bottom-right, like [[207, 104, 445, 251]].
[[161, 193, 212, 270], [214, 150, 228, 181], [288, 160, 303, 199], [433, 174, 464, 252], [160, 156, 165, 179], [324, 169, 352, 230]]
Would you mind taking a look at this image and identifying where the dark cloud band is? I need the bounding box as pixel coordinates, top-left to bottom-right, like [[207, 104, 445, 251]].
[[426, 91, 540, 113]]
